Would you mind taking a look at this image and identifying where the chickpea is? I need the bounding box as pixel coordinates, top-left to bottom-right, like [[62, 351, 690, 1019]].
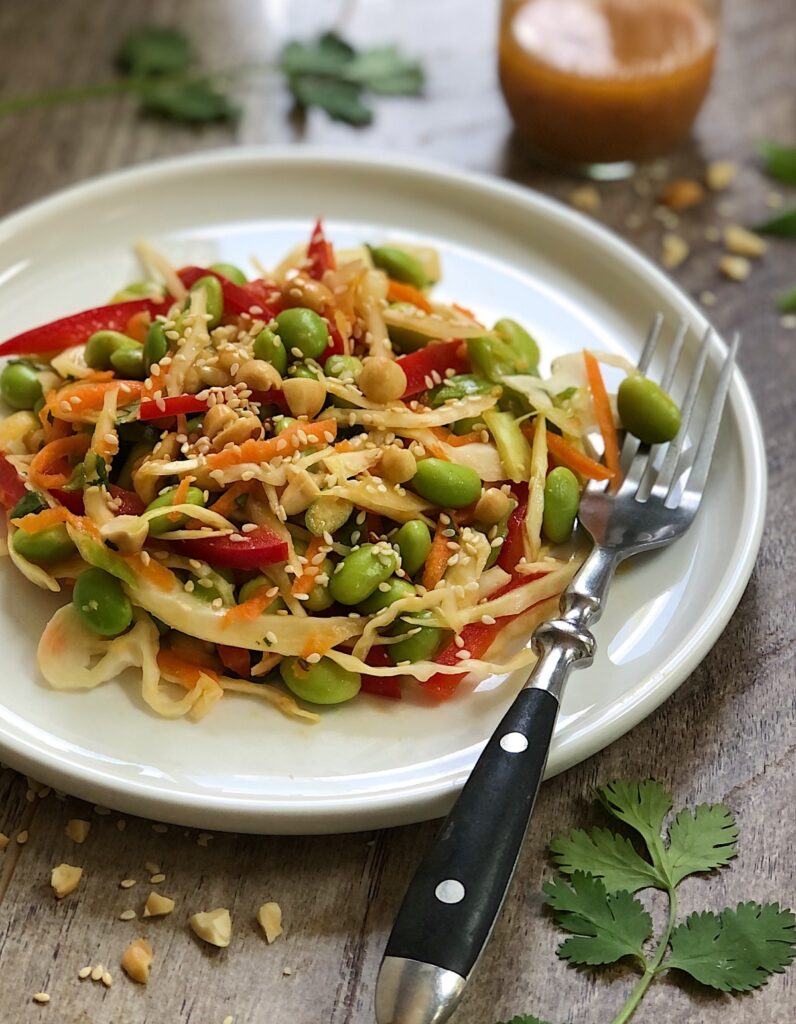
[[379, 446, 416, 484], [282, 377, 327, 418], [358, 356, 407, 404], [233, 358, 282, 391], [474, 487, 513, 526]]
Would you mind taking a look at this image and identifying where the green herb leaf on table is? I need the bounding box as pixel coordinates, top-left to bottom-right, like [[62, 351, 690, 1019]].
[[595, 779, 672, 865], [665, 803, 739, 885], [117, 27, 192, 77], [760, 141, 796, 185], [138, 79, 238, 124], [280, 32, 424, 125], [777, 286, 796, 313], [544, 871, 653, 967], [496, 1016, 555, 1024], [666, 903, 796, 992], [755, 206, 796, 237], [550, 826, 666, 893]]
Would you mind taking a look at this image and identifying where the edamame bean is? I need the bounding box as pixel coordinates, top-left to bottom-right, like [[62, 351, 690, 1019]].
[[411, 458, 481, 509], [428, 374, 493, 408], [143, 321, 169, 370], [274, 307, 329, 360], [287, 362, 320, 381], [209, 262, 247, 285], [238, 574, 284, 611], [452, 416, 485, 436], [12, 523, 75, 565], [304, 558, 334, 612], [109, 281, 162, 303], [1, 361, 43, 410], [386, 303, 429, 353], [253, 328, 288, 375], [146, 485, 206, 535], [305, 495, 353, 537], [368, 246, 428, 289], [392, 520, 432, 577], [493, 318, 540, 374], [328, 543, 398, 605], [109, 341, 145, 379], [189, 274, 224, 328], [542, 467, 580, 545], [273, 415, 298, 434], [358, 577, 415, 614], [389, 612, 446, 665], [84, 331, 137, 371], [325, 355, 363, 381], [73, 567, 133, 637], [618, 375, 681, 445], [280, 656, 361, 705]]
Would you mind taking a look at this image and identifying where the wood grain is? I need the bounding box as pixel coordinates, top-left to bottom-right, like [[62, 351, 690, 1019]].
[[0, 1, 794, 1022]]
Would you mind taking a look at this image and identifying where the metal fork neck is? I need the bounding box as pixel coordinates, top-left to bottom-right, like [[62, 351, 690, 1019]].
[[525, 545, 619, 701]]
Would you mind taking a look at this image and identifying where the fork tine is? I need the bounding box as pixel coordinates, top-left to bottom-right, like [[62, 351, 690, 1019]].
[[674, 330, 741, 502], [619, 314, 664, 475], [659, 318, 688, 391], [657, 325, 713, 493]]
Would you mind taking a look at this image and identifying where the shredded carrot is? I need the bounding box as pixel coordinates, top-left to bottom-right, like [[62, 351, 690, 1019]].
[[221, 586, 274, 628], [167, 475, 193, 523], [387, 279, 433, 314], [209, 481, 252, 518], [332, 440, 355, 454], [124, 553, 174, 590], [28, 434, 91, 489], [452, 303, 483, 326], [12, 506, 74, 533], [39, 399, 73, 443], [422, 525, 450, 590], [300, 632, 334, 659], [544, 430, 615, 481], [583, 350, 620, 480], [125, 310, 151, 342], [45, 380, 144, 423], [157, 649, 219, 690], [205, 419, 337, 471], [82, 370, 116, 384], [292, 537, 325, 596], [431, 426, 483, 448]]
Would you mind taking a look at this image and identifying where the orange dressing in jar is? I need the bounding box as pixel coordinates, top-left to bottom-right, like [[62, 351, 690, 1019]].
[[499, 0, 719, 170]]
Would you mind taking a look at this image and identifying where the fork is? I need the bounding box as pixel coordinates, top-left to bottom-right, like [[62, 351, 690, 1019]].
[[375, 316, 741, 1024]]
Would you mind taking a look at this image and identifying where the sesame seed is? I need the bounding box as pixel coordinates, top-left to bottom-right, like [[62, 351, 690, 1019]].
[[32, 993, 50, 1004], [119, 909, 136, 921], [305, 653, 321, 664], [455, 650, 471, 660], [120, 878, 136, 889], [78, 966, 92, 979], [16, 830, 28, 844], [150, 873, 166, 884], [481, 614, 496, 625], [101, 972, 112, 988], [91, 964, 104, 981], [242, 523, 257, 533]]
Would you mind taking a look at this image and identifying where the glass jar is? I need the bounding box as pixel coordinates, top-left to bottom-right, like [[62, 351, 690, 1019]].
[[498, 0, 720, 178]]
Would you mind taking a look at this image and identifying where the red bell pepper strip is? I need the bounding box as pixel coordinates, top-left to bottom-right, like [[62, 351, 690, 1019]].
[[177, 267, 279, 320], [497, 499, 528, 574], [217, 643, 251, 678], [171, 526, 288, 568], [49, 485, 145, 517], [397, 340, 470, 398], [0, 299, 168, 358], [0, 454, 26, 509], [362, 645, 402, 700], [306, 218, 335, 280], [249, 388, 289, 411], [422, 573, 544, 699], [321, 317, 345, 364]]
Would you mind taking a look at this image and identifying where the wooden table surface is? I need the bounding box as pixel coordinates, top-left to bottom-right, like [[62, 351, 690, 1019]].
[[0, 2, 794, 1022]]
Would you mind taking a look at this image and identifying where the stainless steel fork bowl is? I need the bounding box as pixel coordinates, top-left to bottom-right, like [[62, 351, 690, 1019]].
[[375, 316, 741, 1024]]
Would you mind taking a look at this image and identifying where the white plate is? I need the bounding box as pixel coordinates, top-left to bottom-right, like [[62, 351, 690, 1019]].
[[0, 149, 765, 834]]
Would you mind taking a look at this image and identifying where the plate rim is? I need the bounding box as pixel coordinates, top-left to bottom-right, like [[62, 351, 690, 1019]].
[[0, 146, 767, 833]]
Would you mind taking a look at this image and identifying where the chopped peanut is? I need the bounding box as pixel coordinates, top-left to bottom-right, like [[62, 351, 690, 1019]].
[[719, 255, 752, 282], [660, 179, 705, 212], [661, 233, 690, 270], [51, 863, 83, 898], [705, 160, 737, 191], [723, 224, 767, 258], [474, 488, 513, 526], [65, 819, 91, 844], [234, 358, 282, 391], [280, 467, 320, 516], [100, 514, 149, 555], [257, 902, 284, 944], [190, 907, 232, 948], [568, 185, 601, 212], [121, 938, 153, 984], [143, 892, 175, 918]]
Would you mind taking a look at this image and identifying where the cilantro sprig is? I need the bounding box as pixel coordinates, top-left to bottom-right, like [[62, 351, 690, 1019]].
[[0, 27, 422, 127], [503, 780, 795, 1024]]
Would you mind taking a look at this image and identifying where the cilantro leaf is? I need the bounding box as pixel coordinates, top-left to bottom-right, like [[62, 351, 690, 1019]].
[[755, 206, 796, 237], [138, 79, 237, 123], [550, 827, 666, 893], [280, 33, 355, 77], [544, 871, 652, 967], [289, 75, 372, 126], [343, 46, 424, 95], [760, 141, 796, 185], [497, 1016, 554, 1024], [117, 28, 192, 77], [595, 779, 672, 862], [666, 903, 796, 992], [665, 804, 738, 885], [777, 285, 796, 313]]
